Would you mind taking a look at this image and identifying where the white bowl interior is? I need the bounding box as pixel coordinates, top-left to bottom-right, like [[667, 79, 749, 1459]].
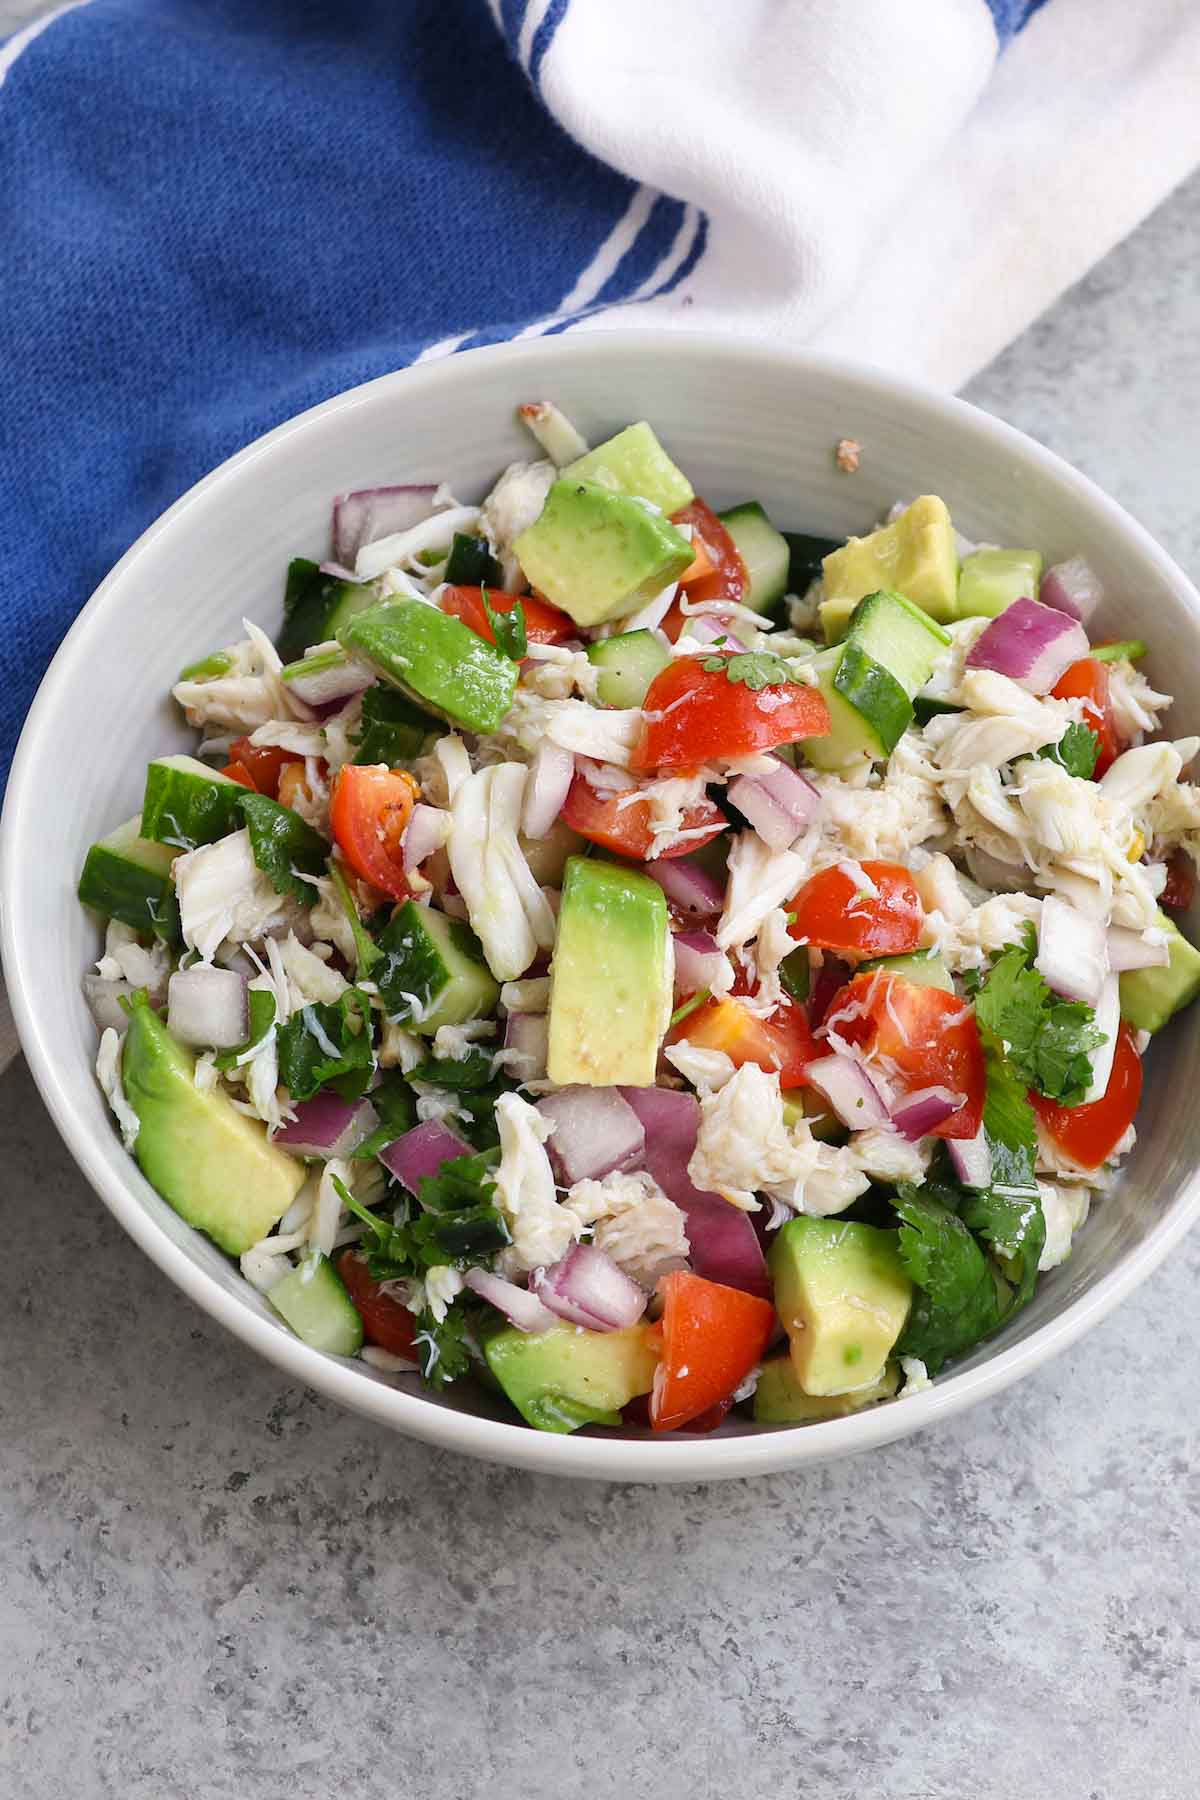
[[6, 333, 1200, 1481]]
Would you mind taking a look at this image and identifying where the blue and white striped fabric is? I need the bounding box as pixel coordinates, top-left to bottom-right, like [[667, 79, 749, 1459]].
[[2, 0, 1199, 789]]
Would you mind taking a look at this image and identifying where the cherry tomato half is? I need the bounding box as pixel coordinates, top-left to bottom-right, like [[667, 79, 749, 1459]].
[[1030, 1023, 1143, 1170], [439, 585, 575, 647], [561, 771, 726, 861], [668, 990, 819, 1089], [228, 736, 300, 799], [338, 1250, 419, 1360], [649, 1270, 775, 1431], [1051, 658, 1121, 777], [788, 862, 923, 958], [826, 971, 985, 1140], [330, 763, 417, 901], [634, 658, 830, 772]]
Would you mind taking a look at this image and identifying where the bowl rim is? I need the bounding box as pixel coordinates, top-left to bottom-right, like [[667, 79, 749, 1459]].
[[6, 328, 1200, 1481]]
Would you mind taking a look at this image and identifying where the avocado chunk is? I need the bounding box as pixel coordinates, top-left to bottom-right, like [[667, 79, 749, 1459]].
[[514, 479, 693, 628], [547, 857, 671, 1087], [753, 1354, 899, 1423], [768, 1217, 913, 1397], [561, 420, 693, 515], [78, 814, 181, 943], [822, 495, 959, 624], [957, 547, 1043, 619], [338, 600, 518, 734], [818, 594, 859, 644], [278, 559, 379, 662], [780, 1086, 845, 1143], [1119, 910, 1200, 1033], [586, 628, 672, 708], [141, 754, 243, 852], [120, 992, 305, 1255], [859, 948, 954, 992], [484, 1320, 659, 1432], [375, 900, 500, 1036]]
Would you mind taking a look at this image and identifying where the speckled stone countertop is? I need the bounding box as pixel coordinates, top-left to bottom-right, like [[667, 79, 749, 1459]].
[[5, 4, 1200, 1785]]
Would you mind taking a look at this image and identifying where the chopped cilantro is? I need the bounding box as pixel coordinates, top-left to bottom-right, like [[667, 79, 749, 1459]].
[[351, 686, 433, 766], [701, 650, 795, 691], [276, 988, 375, 1102], [973, 924, 1104, 1106], [409, 1046, 496, 1090], [1038, 721, 1100, 781], [669, 988, 711, 1029], [327, 858, 381, 980], [336, 1146, 509, 1278], [349, 1072, 417, 1160], [412, 1304, 474, 1389], [893, 1187, 1002, 1373], [961, 1037, 1046, 1318], [237, 791, 328, 901], [480, 584, 528, 661]]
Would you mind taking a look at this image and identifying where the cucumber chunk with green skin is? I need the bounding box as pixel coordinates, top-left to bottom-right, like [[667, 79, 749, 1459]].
[[801, 646, 897, 768], [266, 1253, 364, 1356], [78, 815, 181, 942], [1091, 638, 1148, 664], [957, 547, 1043, 619], [800, 591, 947, 769], [548, 857, 671, 1088], [141, 755, 243, 851], [586, 629, 671, 708], [832, 642, 913, 756], [561, 421, 693, 515], [338, 600, 518, 734], [753, 1355, 899, 1422], [913, 695, 963, 725], [483, 1321, 658, 1432], [278, 559, 379, 662], [822, 496, 959, 623], [1119, 910, 1200, 1032], [514, 479, 694, 629], [375, 901, 499, 1035], [784, 531, 844, 596], [846, 590, 951, 695], [443, 531, 502, 588], [860, 949, 954, 992], [780, 1086, 845, 1143], [719, 501, 790, 614], [769, 1217, 912, 1398]]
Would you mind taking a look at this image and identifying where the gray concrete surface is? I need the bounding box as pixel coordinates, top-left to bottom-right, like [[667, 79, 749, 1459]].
[[5, 3, 1200, 1792]]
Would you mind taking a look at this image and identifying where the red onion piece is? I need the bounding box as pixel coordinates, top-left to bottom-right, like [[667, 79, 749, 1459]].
[[947, 1129, 993, 1190], [504, 1012, 549, 1083], [966, 597, 1088, 694], [284, 657, 375, 710], [1039, 556, 1103, 625], [802, 1054, 890, 1130], [332, 484, 438, 567], [681, 614, 748, 653], [1082, 974, 1121, 1104], [318, 560, 365, 583], [379, 1120, 471, 1191], [644, 856, 725, 919], [727, 758, 821, 852], [1036, 894, 1109, 1005], [274, 1092, 380, 1159], [521, 741, 575, 840], [464, 1268, 557, 1333], [672, 929, 729, 994], [1106, 925, 1171, 972], [403, 803, 449, 873], [536, 1086, 644, 1185], [532, 1244, 647, 1330], [890, 1086, 965, 1141], [166, 966, 249, 1050], [807, 955, 849, 1030]]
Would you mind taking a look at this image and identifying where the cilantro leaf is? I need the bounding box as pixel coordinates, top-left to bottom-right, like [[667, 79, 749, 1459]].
[[893, 1187, 1003, 1373], [327, 858, 381, 980], [351, 686, 433, 767], [350, 1071, 417, 1161], [213, 988, 276, 1072], [480, 584, 528, 661], [701, 650, 796, 691], [409, 1046, 496, 1091], [1038, 722, 1100, 781], [276, 988, 375, 1102], [412, 1303, 474, 1389], [959, 1037, 1046, 1318], [237, 791, 328, 901], [338, 1146, 509, 1277], [973, 925, 1104, 1106]]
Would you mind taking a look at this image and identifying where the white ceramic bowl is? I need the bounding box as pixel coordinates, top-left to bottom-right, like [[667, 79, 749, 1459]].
[[5, 332, 1200, 1482]]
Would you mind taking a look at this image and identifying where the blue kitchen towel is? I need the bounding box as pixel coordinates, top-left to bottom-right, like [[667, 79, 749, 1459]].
[[2, 0, 1200, 788]]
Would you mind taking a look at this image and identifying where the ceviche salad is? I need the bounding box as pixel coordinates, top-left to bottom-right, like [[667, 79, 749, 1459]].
[[77, 404, 1200, 1435]]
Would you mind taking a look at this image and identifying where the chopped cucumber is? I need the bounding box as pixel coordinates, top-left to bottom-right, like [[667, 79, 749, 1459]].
[[800, 590, 948, 770], [847, 590, 951, 695], [913, 696, 962, 725], [375, 901, 500, 1035], [586, 629, 671, 708], [718, 501, 789, 614], [141, 754, 243, 851], [267, 1253, 364, 1356], [957, 547, 1043, 619], [784, 531, 844, 597], [860, 949, 954, 992], [443, 532, 502, 588], [78, 814, 181, 942], [339, 600, 518, 735], [278, 559, 378, 662], [1091, 638, 1148, 664]]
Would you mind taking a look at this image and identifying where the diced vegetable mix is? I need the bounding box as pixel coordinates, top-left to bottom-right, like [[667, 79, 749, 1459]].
[[78, 406, 1200, 1435]]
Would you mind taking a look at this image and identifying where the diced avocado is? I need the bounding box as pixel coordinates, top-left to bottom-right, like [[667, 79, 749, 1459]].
[[768, 1217, 913, 1397], [586, 628, 671, 708], [561, 421, 693, 515], [822, 496, 959, 624], [780, 1086, 845, 1143], [752, 1354, 899, 1423], [514, 480, 693, 629], [957, 547, 1043, 619], [484, 1320, 659, 1433], [141, 754, 243, 852], [860, 948, 954, 992], [78, 814, 181, 943], [375, 900, 500, 1036], [278, 558, 380, 662], [819, 595, 859, 644], [1119, 911, 1200, 1033], [548, 857, 671, 1087], [443, 531, 502, 588], [120, 991, 305, 1255], [338, 600, 518, 735], [718, 502, 790, 614], [799, 589, 948, 771], [266, 1253, 364, 1356]]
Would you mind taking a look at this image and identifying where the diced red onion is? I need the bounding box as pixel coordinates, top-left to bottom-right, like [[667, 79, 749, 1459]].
[[728, 758, 821, 852], [283, 656, 375, 710], [947, 1129, 993, 1190], [1106, 925, 1171, 972], [318, 560, 365, 583], [332, 484, 438, 567], [1036, 894, 1109, 1005], [644, 856, 725, 919], [1039, 556, 1103, 625], [379, 1120, 471, 1190], [273, 1092, 381, 1159], [504, 1012, 549, 1083], [802, 1054, 890, 1130], [891, 1086, 965, 1141], [166, 966, 249, 1050], [807, 955, 850, 1030], [672, 929, 729, 994], [532, 1244, 647, 1330], [521, 741, 575, 840], [403, 803, 449, 873], [464, 1268, 557, 1333], [536, 1086, 644, 1185], [966, 597, 1089, 694], [681, 614, 748, 653], [1082, 974, 1121, 1104]]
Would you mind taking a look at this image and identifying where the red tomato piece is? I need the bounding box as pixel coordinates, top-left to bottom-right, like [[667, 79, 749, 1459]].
[[788, 862, 923, 958], [1030, 1024, 1143, 1170], [826, 971, 985, 1139], [560, 770, 726, 861], [337, 1250, 419, 1360], [650, 1271, 776, 1432], [330, 763, 417, 901], [1051, 658, 1121, 777], [668, 990, 819, 1088], [222, 761, 256, 789], [228, 737, 300, 798], [634, 657, 830, 772], [1162, 850, 1196, 912], [670, 498, 748, 611], [439, 585, 575, 647]]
